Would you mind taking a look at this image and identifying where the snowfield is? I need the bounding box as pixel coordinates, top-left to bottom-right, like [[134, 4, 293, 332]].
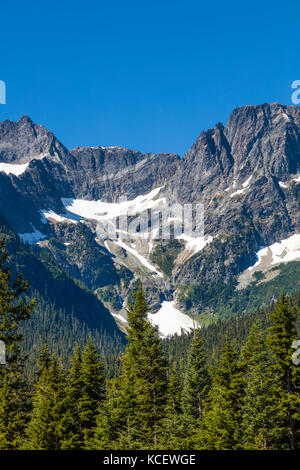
[[177, 234, 213, 254], [148, 301, 199, 337], [0, 162, 29, 176], [248, 234, 300, 271], [61, 187, 166, 222]]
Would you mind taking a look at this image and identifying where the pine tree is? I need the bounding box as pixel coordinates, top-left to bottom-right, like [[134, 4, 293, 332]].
[[89, 378, 121, 450], [241, 322, 275, 449], [67, 343, 84, 447], [0, 239, 34, 449], [182, 329, 210, 421], [111, 284, 168, 449], [79, 337, 106, 444], [26, 348, 81, 449], [266, 294, 300, 449], [196, 337, 244, 450], [160, 370, 185, 449]]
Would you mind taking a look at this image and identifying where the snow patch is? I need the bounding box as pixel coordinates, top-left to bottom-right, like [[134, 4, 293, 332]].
[[148, 301, 198, 337], [227, 176, 253, 197], [177, 234, 213, 254], [19, 226, 47, 244], [248, 234, 300, 271], [116, 240, 163, 277], [0, 162, 29, 176], [61, 187, 165, 223], [41, 209, 79, 224]]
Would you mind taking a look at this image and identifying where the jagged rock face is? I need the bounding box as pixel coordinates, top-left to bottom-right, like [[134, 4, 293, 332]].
[[0, 115, 69, 163], [166, 103, 300, 242], [0, 103, 299, 317], [168, 103, 300, 202], [224, 103, 300, 177], [69, 146, 180, 201]]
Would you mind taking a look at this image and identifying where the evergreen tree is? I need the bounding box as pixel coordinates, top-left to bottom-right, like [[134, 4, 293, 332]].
[[89, 378, 121, 450], [0, 239, 34, 449], [113, 284, 168, 449], [79, 337, 106, 444], [67, 343, 84, 447], [160, 370, 185, 449], [196, 337, 244, 450], [241, 322, 275, 449], [26, 348, 81, 449], [182, 329, 210, 421], [267, 294, 300, 449]]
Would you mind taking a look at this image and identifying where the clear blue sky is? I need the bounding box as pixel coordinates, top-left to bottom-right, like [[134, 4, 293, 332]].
[[1, 0, 299, 156]]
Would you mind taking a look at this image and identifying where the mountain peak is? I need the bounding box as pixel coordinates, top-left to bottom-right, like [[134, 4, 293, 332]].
[[0, 116, 69, 164]]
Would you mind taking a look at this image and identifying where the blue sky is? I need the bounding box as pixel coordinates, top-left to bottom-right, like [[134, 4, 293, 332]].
[[0, 0, 299, 155]]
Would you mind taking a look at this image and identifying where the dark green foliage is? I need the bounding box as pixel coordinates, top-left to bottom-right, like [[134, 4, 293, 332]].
[[266, 294, 300, 449], [0, 239, 34, 449], [179, 261, 300, 319], [93, 285, 168, 450], [25, 349, 81, 450], [241, 323, 275, 449], [97, 285, 122, 311], [79, 338, 106, 443], [196, 338, 245, 450], [182, 329, 210, 421], [150, 239, 184, 276]]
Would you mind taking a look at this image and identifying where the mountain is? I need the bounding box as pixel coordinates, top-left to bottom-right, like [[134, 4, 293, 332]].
[[0, 103, 299, 342]]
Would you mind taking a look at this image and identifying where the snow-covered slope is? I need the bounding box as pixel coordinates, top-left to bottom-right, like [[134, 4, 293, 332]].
[[249, 234, 300, 270], [0, 162, 29, 176], [148, 301, 199, 337], [238, 233, 300, 289]]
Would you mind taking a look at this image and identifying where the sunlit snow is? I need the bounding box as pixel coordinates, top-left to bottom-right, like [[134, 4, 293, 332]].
[[41, 209, 79, 224], [116, 240, 163, 277], [0, 162, 29, 176], [248, 234, 300, 271], [61, 187, 165, 222], [148, 301, 198, 337], [176, 234, 213, 254]]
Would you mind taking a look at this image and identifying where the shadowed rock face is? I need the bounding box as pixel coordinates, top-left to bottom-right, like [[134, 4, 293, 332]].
[[0, 115, 70, 164], [0, 103, 299, 315], [69, 146, 180, 201], [168, 103, 300, 203]]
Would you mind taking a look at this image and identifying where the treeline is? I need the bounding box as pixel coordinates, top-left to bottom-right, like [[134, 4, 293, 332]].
[[0, 242, 299, 450]]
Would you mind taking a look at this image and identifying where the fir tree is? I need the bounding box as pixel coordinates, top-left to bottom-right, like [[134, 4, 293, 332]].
[[89, 378, 121, 450], [241, 322, 275, 449], [0, 239, 34, 449], [67, 343, 84, 447], [182, 329, 210, 421], [160, 370, 185, 449], [26, 348, 81, 449], [113, 284, 168, 449], [196, 337, 244, 450], [267, 294, 300, 449], [79, 337, 106, 444]]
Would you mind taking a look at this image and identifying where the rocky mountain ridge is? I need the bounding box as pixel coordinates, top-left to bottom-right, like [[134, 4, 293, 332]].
[[0, 103, 300, 334]]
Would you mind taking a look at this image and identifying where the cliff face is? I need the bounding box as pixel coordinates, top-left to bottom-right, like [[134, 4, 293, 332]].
[[0, 103, 299, 322]]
